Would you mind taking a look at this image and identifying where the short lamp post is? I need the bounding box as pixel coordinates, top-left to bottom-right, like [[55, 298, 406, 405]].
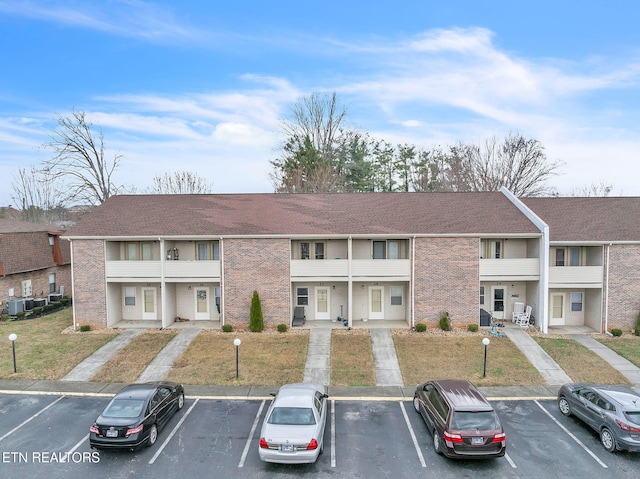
[[8, 333, 17, 373], [482, 337, 490, 378], [233, 338, 241, 379]]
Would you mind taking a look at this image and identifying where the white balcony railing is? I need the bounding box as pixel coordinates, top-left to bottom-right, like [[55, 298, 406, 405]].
[[549, 266, 603, 287], [290, 259, 349, 278], [480, 258, 540, 280], [105, 260, 221, 280]]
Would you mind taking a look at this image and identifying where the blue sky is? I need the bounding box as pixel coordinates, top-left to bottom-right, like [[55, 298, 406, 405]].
[[1, 1, 640, 206]]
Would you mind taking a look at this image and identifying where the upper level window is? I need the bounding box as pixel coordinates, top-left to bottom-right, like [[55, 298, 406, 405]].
[[480, 240, 502, 259], [373, 241, 386, 259], [126, 242, 153, 260], [301, 243, 310, 260], [555, 247, 581, 266], [196, 241, 220, 260], [388, 241, 399, 259], [315, 243, 325, 260]]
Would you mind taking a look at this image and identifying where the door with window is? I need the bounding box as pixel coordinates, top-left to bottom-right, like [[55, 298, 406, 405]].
[[142, 287, 157, 320], [315, 286, 330, 320], [195, 287, 210, 320], [369, 286, 384, 320], [550, 293, 565, 326], [490, 286, 505, 320]]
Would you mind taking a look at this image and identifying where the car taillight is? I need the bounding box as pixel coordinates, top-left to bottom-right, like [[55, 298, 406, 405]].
[[616, 419, 640, 433], [492, 432, 506, 443], [259, 437, 269, 449], [89, 425, 100, 435], [125, 424, 144, 437], [307, 438, 318, 450], [443, 431, 463, 443]]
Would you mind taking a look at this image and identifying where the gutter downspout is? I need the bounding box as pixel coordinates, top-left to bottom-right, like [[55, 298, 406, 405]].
[[70, 239, 77, 331], [160, 238, 167, 329], [499, 187, 550, 334], [348, 236, 353, 328], [604, 243, 611, 334], [411, 236, 416, 329], [220, 238, 225, 326]]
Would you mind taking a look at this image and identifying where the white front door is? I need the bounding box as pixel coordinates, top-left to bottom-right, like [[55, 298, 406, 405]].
[[491, 286, 505, 320], [369, 286, 384, 320], [195, 287, 210, 320], [142, 287, 157, 320], [315, 286, 330, 320], [550, 293, 565, 326]]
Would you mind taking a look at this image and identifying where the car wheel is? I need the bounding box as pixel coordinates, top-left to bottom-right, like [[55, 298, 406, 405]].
[[413, 396, 420, 413], [433, 430, 443, 455], [177, 392, 185, 410], [558, 397, 572, 416], [600, 427, 616, 453], [147, 424, 158, 447]]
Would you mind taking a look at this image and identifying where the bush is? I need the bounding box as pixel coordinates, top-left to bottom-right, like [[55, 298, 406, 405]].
[[16, 311, 26, 319], [277, 323, 288, 333], [439, 312, 452, 331], [415, 323, 427, 332], [222, 324, 233, 333], [32, 306, 43, 316], [249, 291, 264, 332], [636, 312, 640, 336], [79, 324, 91, 332], [467, 324, 479, 332], [611, 328, 623, 337]]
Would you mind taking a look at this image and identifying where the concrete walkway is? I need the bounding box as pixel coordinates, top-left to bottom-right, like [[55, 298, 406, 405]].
[[136, 329, 201, 383], [503, 326, 572, 386], [370, 329, 404, 386], [62, 329, 144, 382], [569, 334, 640, 385], [303, 328, 331, 386]]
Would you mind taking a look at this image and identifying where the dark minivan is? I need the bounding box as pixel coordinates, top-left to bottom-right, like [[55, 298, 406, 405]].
[[413, 379, 506, 459]]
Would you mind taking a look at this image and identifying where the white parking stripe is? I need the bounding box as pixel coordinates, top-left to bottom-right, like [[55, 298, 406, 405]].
[[149, 398, 199, 464], [238, 399, 265, 468], [0, 396, 64, 442], [330, 399, 336, 467], [534, 400, 608, 468], [68, 434, 89, 455], [504, 452, 517, 468], [399, 401, 426, 467]]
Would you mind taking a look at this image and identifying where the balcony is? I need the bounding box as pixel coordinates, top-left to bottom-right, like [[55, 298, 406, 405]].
[[549, 266, 603, 288], [480, 258, 540, 281], [105, 260, 221, 282], [351, 259, 411, 280], [290, 259, 348, 279]]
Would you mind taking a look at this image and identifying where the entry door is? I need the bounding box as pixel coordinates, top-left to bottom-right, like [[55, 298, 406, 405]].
[[195, 287, 210, 320], [142, 287, 157, 320], [369, 286, 384, 320], [315, 286, 331, 320], [550, 293, 565, 326], [491, 286, 505, 320]]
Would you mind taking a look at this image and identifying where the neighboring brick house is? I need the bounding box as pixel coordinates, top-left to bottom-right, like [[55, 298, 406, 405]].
[[63, 191, 640, 334], [0, 219, 71, 314]]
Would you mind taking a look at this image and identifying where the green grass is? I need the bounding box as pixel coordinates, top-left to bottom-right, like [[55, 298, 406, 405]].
[[595, 336, 640, 368]]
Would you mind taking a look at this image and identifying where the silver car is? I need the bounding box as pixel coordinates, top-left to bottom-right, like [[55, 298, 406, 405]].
[[258, 383, 329, 464], [557, 383, 640, 452]]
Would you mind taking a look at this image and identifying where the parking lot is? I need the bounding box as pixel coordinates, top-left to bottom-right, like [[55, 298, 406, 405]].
[[0, 392, 638, 478]]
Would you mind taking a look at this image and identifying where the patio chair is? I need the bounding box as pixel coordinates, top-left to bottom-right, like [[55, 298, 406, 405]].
[[292, 306, 306, 327], [515, 305, 532, 327], [512, 302, 524, 322]]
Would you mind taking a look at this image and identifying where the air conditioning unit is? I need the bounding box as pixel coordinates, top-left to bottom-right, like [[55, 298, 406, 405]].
[[8, 300, 24, 316], [48, 293, 62, 302], [24, 298, 34, 310]]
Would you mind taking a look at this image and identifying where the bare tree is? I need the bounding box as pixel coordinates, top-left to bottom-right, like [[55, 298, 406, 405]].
[[565, 181, 613, 197], [445, 133, 561, 196], [11, 166, 64, 224], [42, 109, 123, 205], [148, 171, 214, 194]]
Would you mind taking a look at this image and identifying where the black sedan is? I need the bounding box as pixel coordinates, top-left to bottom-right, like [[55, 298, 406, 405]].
[[89, 381, 185, 450], [557, 383, 640, 452]]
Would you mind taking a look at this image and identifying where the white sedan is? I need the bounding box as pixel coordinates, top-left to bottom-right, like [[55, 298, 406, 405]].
[[258, 383, 329, 464]]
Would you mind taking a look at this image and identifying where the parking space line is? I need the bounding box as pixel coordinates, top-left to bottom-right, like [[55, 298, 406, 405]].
[[399, 401, 426, 468], [534, 400, 608, 468], [330, 399, 336, 467], [504, 452, 517, 468], [238, 399, 265, 468], [149, 398, 199, 464], [0, 395, 64, 442], [68, 434, 89, 455]]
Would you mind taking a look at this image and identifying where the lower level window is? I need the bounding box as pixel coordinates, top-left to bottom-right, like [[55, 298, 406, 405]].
[[571, 292, 583, 312], [297, 287, 309, 306], [124, 287, 136, 306], [390, 286, 403, 306]]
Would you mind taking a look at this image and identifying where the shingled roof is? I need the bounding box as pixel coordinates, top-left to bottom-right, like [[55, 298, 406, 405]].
[[65, 192, 541, 238], [523, 197, 640, 242]]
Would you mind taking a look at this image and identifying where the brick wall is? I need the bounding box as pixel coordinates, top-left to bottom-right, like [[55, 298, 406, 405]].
[[223, 238, 290, 328], [413, 237, 479, 328], [606, 244, 640, 332], [71, 239, 107, 328]]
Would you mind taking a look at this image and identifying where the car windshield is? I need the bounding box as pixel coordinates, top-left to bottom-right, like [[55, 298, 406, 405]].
[[268, 407, 316, 425], [624, 411, 640, 424], [451, 411, 500, 431], [103, 399, 146, 419]]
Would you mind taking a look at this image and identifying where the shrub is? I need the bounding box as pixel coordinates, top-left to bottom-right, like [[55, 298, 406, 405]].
[[32, 307, 43, 316], [439, 312, 452, 331], [611, 328, 623, 337], [16, 311, 26, 319], [222, 324, 233, 333], [277, 323, 288, 333], [249, 290, 264, 332], [79, 324, 91, 332], [467, 324, 479, 332], [415, 323, 427, 332], [636, 312, 640, 336]]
